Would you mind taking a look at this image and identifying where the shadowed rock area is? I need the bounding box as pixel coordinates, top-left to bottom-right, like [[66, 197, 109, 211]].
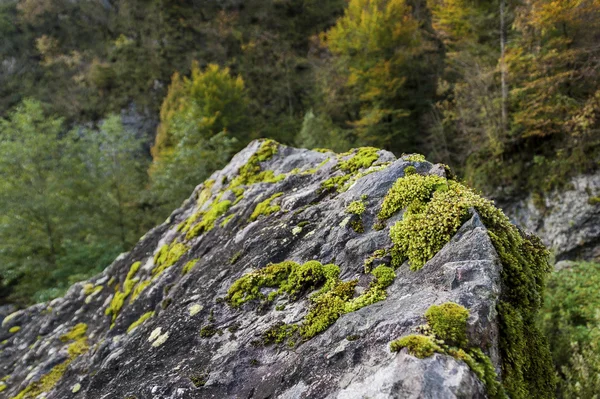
[[0, 140, 554, 399]]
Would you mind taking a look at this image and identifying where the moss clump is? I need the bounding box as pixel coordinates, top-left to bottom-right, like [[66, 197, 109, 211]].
[[105, 260, 147, 324], [346, 199, 366, 233], [229, 139, 284, 188], [363, 249, 388, 273], [220, 214, 235, 227], [380, 170, 555, 397], [229, 251, 242, 265], [378, 173, 448, 221], [338, 147, 380, 173], [227, 260, 396, 341], [129, 280, 151, 303], [181, 259, 198, 275], [390, 303, 504, 398], [320, 174, 352, 193], [588, 196, 600, 205], [390, 334, 441, 358], [249, 192, 283, 221], [127, 311, 154, 334], [8, 326, 20, 333], [185, 200, 232, 240], [425, 302, 469, 347], [199, 325, 219, 338], [403, 153, 426, 162], [152, 242, 189, 277], [60, 323, 87, 342], [346, 200, 366, 215], [263, 323, 299, 345]]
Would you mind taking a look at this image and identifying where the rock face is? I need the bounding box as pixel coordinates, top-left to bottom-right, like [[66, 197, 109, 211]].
[[0, 141, 553, 399], [502, 171, 600, 263]]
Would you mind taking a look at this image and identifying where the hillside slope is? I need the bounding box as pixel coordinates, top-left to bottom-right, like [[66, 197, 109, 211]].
[[0, 140, 554, 398]]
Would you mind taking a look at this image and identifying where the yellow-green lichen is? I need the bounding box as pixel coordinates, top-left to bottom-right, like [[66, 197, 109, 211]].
[[380, 170, 554, 398], [189, 304, 203, 316], [152, 242, 189, 277], [104, 261, 144, 323], [127, 311, 155, 334], [229, 139, 284, 188], [60, 323, 87, 342], [129, 280, 151, 303], [185, 200, 232, 240], [11, 326, 89, 399], [181, 259, 198, 275], [8, 326, 20, 334], [71, 383, 81, 393], [249, 192, 283, 221], [2, 311, 21, 327]]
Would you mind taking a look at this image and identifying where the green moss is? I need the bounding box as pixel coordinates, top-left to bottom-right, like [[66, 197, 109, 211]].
[[249, 192, 283, 221], [220, 214, 235, 227], [390, 303, 504, 398], [263, 323, 299, 345], [105, 261, 147, 324], [363, 249, 388, 273], [588, 196, 600, 205], [127, 311, 154, 334], [181, 259, 198, 275], [200, 325, 219, 338], [83, 283, 95, 295], [0, 382, 6, 392], [227, 259, 396, 341], [8, 326, 20, 333], [152, 242, 189, 277], [390, 334, 442, 357], [378, 173, 448, 221], [425, 302, 469, 347], [12, 329, 89, 399], [229, 251, 242, 265], [60, 323, 87, 342], [338, 147, 380, 173], [185, 200, 232, 240], [403, 153, 426, 162], [380, 170, 554, 397], [320, 174, 352, 193], [346, 200, 366, 215], [129, 280, 151, 303], [229, 140, 284, 189]]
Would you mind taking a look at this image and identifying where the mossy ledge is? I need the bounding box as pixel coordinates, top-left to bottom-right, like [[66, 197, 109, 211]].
[[381, 171, 555, 398], [390, 303, 503, 398]]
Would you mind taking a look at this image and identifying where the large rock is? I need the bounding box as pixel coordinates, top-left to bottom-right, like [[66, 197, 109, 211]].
[[502, 171, 600, 262], [0, 141, 552, 399]]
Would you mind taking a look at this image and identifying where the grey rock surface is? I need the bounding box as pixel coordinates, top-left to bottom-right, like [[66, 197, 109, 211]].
[[0, 141, 506, 399], [502, 171, 600, 262]]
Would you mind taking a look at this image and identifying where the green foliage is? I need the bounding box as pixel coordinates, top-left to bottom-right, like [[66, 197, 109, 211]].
[[0, 101, 148, 305], [540, 261, 600, 397], [295, 110, 352, 152]]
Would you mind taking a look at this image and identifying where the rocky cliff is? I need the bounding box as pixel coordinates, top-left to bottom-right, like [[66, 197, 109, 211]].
[[0, 141, 555, 399], [503, 172, 600, 263]]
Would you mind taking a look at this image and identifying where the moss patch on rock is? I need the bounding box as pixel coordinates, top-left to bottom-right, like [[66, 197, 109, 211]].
[[390, 302, 503, 398], [381, 169, 555, 398], [127, 311, 155, 334], [249, 192, 283, 221], [152, 242, 189, 277], [227, 260, 396, 342]]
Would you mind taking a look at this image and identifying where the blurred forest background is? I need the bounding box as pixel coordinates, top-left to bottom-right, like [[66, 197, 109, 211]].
[[0, 0, 599, 395]]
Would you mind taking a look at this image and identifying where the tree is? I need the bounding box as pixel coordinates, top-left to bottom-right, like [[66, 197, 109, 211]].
[[150, 63, 247, 215], [0, 100, 75, 303], [320, 0, 440, 153]]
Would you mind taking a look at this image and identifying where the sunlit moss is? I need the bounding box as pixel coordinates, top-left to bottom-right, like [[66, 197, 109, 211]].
[[127, 311, 155, 334], [390, 334, 441, 357], [185, 200, 232, 240], [129, 280, 151, 303], [59, 323, 87, 342], [249, 192, 283, 221], [152, 242, 189, 277], [425, 302, 469, 347], [181, 259, 198, 275], [8, 326, 20, 334], [338, 147, 379, 173]]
